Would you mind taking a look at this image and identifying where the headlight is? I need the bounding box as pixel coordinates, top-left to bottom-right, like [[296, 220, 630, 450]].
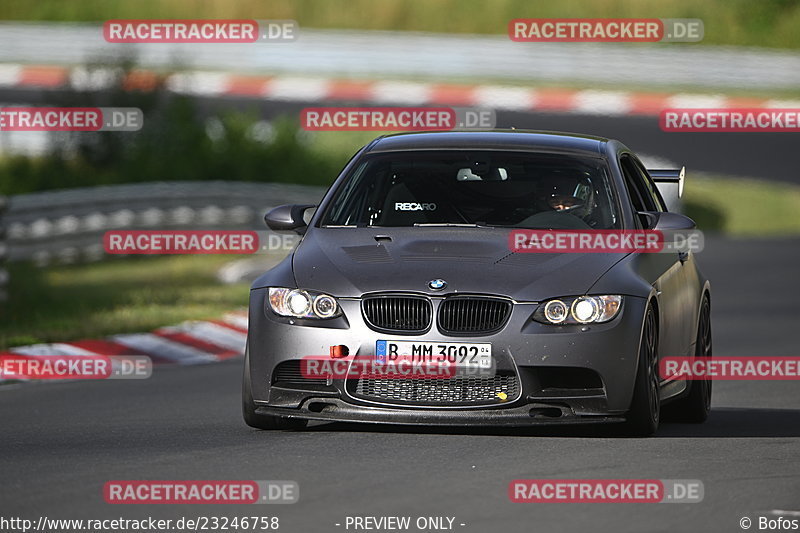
[[543, 299, 568, 323], [572, 298, 599, 323], [268, 288, 342, 319], [533, 295, 622, 325]]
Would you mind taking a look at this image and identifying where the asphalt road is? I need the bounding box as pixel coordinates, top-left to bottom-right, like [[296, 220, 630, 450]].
[[2, 85, 799, 532], [2, 235, 799, 533]]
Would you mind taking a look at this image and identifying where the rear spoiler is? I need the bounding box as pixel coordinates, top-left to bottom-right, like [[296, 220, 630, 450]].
[[648, 167, 685, 213]]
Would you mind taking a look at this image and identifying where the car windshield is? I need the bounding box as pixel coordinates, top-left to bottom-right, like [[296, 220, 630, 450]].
[[321, 150, 619, 229]]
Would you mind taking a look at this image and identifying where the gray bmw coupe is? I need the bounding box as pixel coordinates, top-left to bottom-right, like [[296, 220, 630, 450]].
[[243, 130, 711, 436]]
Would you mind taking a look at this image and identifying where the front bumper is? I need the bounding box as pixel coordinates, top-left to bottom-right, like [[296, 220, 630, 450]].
[[247, 288, 648, 426], [255, 399, 625, 427]]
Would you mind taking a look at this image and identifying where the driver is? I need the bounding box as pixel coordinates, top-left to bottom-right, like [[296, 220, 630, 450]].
[[548, 194, 583, 211], [546, 176, 596, 223]]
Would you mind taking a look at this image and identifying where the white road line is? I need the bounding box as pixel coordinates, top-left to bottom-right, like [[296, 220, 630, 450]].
[[9, 343, 99, 356], [166, 71, 229, 96], [370, 81, 432, 104], [573, 90, 632, 116], [111, 333, 219, 364], [165, 322, 247, 353], [267, 77, 331, 101], [223, 313, 249, 331], [667, 93, 728, 108], [473, 86, 533, 110], [0, 64, 22, 86], [2, 344, 100, 383]]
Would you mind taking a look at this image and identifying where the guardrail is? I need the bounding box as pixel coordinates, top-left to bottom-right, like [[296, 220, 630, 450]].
[[4, 181, 326, 266], [2, 24, 800, 89]]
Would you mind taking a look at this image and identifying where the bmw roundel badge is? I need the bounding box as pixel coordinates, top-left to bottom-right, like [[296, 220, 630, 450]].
[[428, 279, 447, 291]]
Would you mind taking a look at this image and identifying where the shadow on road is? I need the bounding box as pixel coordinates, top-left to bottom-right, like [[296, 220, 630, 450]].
[[299, 407, 800, 439], [656, 407, 800, 438]]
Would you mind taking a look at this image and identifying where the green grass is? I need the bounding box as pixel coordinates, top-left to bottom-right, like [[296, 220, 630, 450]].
[[684, 174, 800, 236], [3, 0, 800, 49], [0, 254, 255, 350], [308, 130, 380, 161]]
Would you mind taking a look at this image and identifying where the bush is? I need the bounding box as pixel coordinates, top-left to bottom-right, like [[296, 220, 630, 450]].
[[0, 65, 344, 194]]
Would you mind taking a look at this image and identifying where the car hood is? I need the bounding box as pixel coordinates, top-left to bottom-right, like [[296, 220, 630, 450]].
[[292, 227, 627, 301]]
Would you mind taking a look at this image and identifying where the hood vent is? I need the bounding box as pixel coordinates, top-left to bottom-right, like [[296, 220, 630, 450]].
[[342, 245, 393, 264]]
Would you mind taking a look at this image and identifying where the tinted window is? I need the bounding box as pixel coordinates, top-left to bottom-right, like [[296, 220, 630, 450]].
[[620, 154, 655, 212], [632, 158, 667, 212], [321, 151, 620, 229]]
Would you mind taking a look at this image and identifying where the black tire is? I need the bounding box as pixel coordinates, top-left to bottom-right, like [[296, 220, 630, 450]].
[[662, 296, 712, 423], [242, 350, 308, 431], [621, 305, 660, 437]]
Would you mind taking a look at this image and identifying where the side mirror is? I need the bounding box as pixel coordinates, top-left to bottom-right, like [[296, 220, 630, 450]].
[[638, 211, 696, 231], [637, 211, 659, 229], [264, 204, 316, 234]]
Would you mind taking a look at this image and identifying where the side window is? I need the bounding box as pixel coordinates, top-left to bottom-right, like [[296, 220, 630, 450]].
[[326, 162, 371, 225], [632, 158, 667, 212], [619, 154, 653, 213]]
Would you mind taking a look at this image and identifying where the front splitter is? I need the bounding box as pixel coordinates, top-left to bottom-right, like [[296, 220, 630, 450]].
[[255, 398, 626, 427]]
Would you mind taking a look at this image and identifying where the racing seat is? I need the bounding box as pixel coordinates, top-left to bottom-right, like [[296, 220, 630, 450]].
[[376, 181, 436, 226]]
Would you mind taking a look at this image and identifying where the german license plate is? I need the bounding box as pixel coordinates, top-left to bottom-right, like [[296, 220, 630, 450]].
[[375, 340, 492, 369]]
